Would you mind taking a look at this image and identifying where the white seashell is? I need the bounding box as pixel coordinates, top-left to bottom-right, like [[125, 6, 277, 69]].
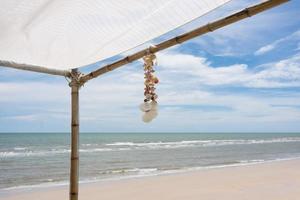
[[150, 101, 158, 111], [139, 102, 152, 112], [148, 109, 158, 119], [142, 114, 152, 123], [142, 109, 158, 123]]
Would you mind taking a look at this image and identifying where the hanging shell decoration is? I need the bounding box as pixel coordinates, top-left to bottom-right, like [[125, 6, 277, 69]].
[[140, 53, 159, 123]]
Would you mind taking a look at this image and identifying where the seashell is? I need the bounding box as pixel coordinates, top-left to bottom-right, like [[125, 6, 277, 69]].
[[149, 109, 158, 118], [142, 109, 158, 123], [153, 94, 158, 100], [142, 114, 152, 123], [142, 53, 158, 122], [149, 87, 155, 92], [139, 102, 152, 112], [150, 101, 158, 111], [145, 93, 152, 100]]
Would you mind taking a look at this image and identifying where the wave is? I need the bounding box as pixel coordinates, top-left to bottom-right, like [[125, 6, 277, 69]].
[[106, 141, 206, 147], [80, 148, 113, 153], [99, 167, 158, 175], [1, 137, 300, 158], [2, 156, 299, 193], [0, 167, 160, 192], [106, 137, 300, 149], [0, 148, 115, 158], [13, 147, 27, 151]]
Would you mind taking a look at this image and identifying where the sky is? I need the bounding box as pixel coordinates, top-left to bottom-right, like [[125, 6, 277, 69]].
[[0, 0, 300, 133]]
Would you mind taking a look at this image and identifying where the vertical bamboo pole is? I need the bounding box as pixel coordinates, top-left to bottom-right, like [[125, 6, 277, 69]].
[[70, 69, 80, 200]]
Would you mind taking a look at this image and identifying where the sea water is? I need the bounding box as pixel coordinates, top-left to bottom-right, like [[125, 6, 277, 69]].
[[0, 132, 300, 192]]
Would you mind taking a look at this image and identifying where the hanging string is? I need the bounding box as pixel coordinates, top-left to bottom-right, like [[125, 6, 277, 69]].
[[140, 52, 159, 123]]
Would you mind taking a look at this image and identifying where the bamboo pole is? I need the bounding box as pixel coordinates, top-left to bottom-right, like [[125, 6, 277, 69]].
[[69, 69, 80, 200], [0, 60, 71, 77], [80, 0, 289, 84]]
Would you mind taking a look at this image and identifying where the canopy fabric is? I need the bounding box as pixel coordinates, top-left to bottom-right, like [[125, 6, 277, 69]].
[[0, 0, 230, 70]]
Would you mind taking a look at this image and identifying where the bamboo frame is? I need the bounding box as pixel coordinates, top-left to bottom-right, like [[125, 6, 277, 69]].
[[69, 69, 80, 200], [0, 60, 71, 77], [79, 0, 289, 84], [0, 1, 290, 200]]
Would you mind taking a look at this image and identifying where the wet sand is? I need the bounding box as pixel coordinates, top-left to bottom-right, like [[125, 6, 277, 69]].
[[1, 159, 300, 200]]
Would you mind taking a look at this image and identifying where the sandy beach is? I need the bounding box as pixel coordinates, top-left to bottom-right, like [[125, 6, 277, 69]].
[[1, 159, 299, 200]]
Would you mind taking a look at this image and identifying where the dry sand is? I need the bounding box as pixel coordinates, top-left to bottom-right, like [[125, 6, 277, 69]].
[[1, 159, 300, 200]]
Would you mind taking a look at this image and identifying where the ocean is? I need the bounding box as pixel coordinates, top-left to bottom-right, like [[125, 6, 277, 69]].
[[0, 132, 300, 193]]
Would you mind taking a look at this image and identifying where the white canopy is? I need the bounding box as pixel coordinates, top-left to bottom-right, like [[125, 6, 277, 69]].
[[0, 0, 230, 70]]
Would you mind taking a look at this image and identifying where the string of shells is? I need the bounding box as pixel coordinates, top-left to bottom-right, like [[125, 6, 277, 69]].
[[140, 53, 159, 123]]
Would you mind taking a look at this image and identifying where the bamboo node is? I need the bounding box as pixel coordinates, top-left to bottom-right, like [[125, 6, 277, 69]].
[[207, 23, 213, 32], [71, 157, 79, 160], [69, 81, 80, 87], [175, 36, 182, 44], [244, 8, 252, 17], [106, 66, 111, 72], [69, 69, 84, 87], [125, 56, 131, 63], [148, 45, 158, 54]]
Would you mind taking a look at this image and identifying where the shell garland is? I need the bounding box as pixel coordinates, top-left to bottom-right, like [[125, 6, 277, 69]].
[[140, 53, 159, 123]]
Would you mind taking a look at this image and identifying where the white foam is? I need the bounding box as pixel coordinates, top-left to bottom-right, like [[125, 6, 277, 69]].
[[100, 168, 158, 175], [0, 148, 115, 158], [105, 137, 300, 150], [82, 144, 92, 147], [79, 148, 113, 153], [13, 147, 27, 151], [1, 137, 300, 158], [0, 151, 42, 158], [239, 159, 265, 164]]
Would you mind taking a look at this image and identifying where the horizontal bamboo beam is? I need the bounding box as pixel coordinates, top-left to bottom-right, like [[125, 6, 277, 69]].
[[80, 0, 289, 84], [0, 60, 71, 77]]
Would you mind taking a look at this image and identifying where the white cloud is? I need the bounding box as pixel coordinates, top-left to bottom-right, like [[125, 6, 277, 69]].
[[255, 29, 300, 55], [1, 77, 299, 132], [2, 114, 39, 121], [0, 82, 69, 102], [181, 1, 299, 57], [157, 50, 300, 88], [1, 49, 300, 131], [254, 45, 276, 56]]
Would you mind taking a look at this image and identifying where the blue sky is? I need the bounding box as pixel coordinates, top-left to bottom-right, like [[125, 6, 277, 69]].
[[0, 0, 300, 132]]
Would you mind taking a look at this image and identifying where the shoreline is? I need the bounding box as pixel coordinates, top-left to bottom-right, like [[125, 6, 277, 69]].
[[1, 156, 299, 192], [1, 157, 300, 200]]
